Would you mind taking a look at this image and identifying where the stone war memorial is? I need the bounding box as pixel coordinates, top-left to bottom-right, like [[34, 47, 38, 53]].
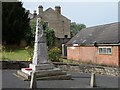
[[16, 18, 71, 80]]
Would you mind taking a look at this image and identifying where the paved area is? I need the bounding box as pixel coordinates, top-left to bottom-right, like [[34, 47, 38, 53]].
[[2, 70, 119, 89]]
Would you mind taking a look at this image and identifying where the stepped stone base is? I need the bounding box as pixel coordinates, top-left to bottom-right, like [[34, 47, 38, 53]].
[[16, 67, 71, 81], [15, 18, 72, 81], [29, 63, 54, 71]]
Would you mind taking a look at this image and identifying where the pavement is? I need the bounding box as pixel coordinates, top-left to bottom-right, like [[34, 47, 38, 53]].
[[2, 70, 120, 89]]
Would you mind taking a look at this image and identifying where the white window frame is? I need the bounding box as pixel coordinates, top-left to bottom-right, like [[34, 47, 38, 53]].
[[98, 47, 112, 54]]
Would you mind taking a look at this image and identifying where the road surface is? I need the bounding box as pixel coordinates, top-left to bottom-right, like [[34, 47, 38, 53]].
[[2, 70, 119, 89]]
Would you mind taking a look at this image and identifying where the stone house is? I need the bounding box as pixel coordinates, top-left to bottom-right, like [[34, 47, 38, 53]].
[[30, 5, 71, 46], [66, 22, 120, 67]]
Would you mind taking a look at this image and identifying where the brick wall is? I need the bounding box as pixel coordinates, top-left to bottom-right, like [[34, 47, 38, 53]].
[[67, 46, 120, 67], [118, 46, 120, 67]]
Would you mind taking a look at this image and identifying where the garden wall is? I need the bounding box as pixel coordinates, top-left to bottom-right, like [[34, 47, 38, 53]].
[[0, 61, 119, 76]]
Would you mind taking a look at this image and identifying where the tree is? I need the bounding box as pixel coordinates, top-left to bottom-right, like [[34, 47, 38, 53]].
[[70, 22, 86, 37], [2, 2, 31, 45], [28, 21, 36, 46], [45, 28, 55, 48]]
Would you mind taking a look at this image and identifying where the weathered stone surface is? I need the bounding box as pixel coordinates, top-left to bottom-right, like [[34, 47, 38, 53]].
[[36, 74, 71, 80], [16, 18, 71, 80], [16, 69, 71, 81], [29, 63, 54, 71], [1, 61, 119, 76], [32, 18, 48, 65], [30, 72, 37, 89], [21, 68, 32, 75], [56, 64, 120, 76], [32, 6, 71, 39], [90, 73, 96, 87], [16, 70, 31, 80]]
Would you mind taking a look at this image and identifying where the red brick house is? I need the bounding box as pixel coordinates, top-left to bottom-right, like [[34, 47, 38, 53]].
[[66, 22, 120, 67]]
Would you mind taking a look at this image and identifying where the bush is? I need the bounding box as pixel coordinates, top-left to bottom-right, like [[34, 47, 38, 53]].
[[45, 28, 55, 48], [25, 46, 33, 61], [48, 47, 61, 62]]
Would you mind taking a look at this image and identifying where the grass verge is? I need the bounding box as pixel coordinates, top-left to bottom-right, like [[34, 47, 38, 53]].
[[1, 47, 32, 61]]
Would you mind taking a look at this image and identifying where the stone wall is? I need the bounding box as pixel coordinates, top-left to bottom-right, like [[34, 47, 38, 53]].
[[0, 61, 119, 76], [55, 63, 119, 76], [0, 61, 31, 69], [31, 6, 71, 39]]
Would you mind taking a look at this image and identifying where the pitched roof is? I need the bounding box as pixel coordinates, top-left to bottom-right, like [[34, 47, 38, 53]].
[[41, 7, 71, 21], [44, 7, 54, 13], [29, 7, 70, 21], [67, 22, 120, 45]]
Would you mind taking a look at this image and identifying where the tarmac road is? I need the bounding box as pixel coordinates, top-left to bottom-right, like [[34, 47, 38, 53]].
[[2, 70, 119, 89]]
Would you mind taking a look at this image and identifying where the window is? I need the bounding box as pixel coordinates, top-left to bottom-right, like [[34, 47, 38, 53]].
[[45, 21, 49, 28], [98, 47, 112, 54], [107, 48, 112, 54], [64, 35, 68, 38]]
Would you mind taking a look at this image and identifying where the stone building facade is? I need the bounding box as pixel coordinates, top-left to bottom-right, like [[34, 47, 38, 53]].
[[30, 5, 71, 46]]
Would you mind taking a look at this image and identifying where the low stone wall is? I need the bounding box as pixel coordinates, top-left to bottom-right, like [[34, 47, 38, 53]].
[[55, 63, 119, 76], [0, 61, 119, 76], [0, 61, 31, 69]]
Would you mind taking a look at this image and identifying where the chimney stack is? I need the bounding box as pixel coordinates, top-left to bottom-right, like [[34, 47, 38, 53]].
[[33, 10, 37, 17], [38, 5, 43, 15], [55, 6, 61, 14]]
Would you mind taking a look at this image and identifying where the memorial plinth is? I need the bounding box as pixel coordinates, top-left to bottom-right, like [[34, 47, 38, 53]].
[[16, 18, 71, 80]]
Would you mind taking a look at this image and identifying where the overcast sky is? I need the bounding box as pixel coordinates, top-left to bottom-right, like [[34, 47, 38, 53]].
[[22, 0, 119, 27]]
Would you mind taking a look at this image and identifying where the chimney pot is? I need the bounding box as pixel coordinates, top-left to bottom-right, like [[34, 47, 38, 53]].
[[38, 5, 43, 8]]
